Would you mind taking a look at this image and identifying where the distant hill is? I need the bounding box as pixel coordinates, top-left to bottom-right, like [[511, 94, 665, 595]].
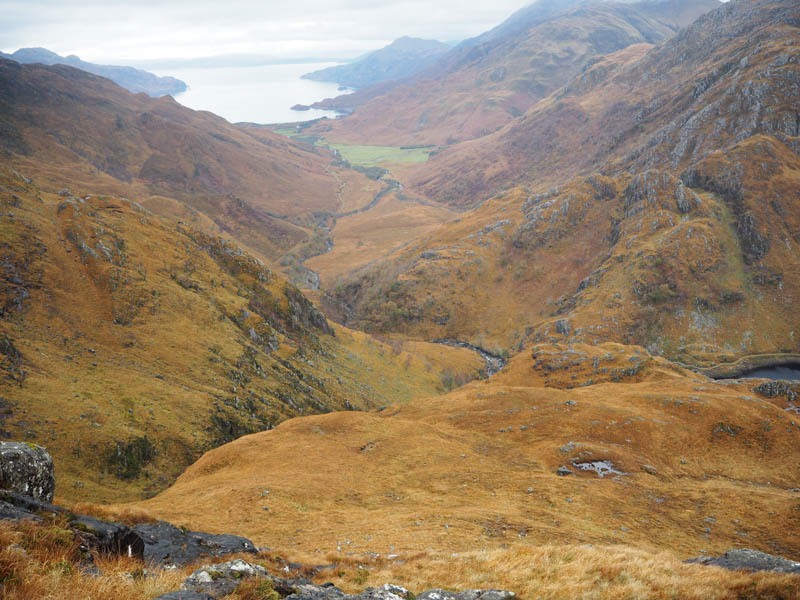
[[305, 0, 721, 145], [302, 36, 451, 89], [0, 57, 342, 262], [0, 47, 186, 97]]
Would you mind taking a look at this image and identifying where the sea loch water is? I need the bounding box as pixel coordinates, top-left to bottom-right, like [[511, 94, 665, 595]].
[[153, 62, 347, 125]]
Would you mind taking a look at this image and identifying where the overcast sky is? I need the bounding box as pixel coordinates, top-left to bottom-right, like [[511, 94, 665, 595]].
[[1, 0, 541, 63]]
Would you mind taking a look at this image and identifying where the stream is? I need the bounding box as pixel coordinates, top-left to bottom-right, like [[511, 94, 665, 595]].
[[431, 339, 507, 377]]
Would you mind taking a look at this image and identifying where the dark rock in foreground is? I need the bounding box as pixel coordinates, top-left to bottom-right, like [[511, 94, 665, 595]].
[[686, 549, 800, 574], [0, 489, 144, 558], [0, 441, 55, 501], [133, 521, 257, 567]]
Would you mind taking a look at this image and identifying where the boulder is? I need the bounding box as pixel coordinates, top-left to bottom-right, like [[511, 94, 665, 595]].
[[0, 442, 55, 501], [134, 521, 257, 566], [686, 549, 800, 574], [181, 559, 270, 597]]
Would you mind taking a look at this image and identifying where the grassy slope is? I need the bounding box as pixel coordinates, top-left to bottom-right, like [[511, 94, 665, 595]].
[[2, 518, 799, 600], [0, 58, 343, 263], [131, 342, 799, 565], [0, 171, 484, 503]]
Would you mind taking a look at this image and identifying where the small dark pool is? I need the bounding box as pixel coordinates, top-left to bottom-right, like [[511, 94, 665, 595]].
[[740, 364, 800, 381]]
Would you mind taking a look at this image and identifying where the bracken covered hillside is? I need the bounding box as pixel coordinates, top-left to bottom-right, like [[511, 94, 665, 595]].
[[410, 0, 800, 205]]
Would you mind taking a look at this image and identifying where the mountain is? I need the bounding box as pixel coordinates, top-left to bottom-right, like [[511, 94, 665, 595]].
[[304, 0, 721, 146], [0, 170, 485, 502], [320, 0, 800, 369], [302, 37, 451, 89], [0, 47, 187, 97], [408, 0, 798, 205], [0, 57, 348, 263]]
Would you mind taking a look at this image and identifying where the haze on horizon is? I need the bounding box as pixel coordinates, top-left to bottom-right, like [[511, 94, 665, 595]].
[[0, 0, 551, 66]]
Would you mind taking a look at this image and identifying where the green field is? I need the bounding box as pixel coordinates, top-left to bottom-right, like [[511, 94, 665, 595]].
[[270, 127, 434, 167], [328, 144, 434, 167]]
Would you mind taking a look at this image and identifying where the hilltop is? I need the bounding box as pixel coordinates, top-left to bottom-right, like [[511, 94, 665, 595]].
[[0, 47, 186, 97], [302, 37, 451, 90]]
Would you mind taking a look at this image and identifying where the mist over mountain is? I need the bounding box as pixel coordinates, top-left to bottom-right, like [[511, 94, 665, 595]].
[[302, 37, 451, 89]]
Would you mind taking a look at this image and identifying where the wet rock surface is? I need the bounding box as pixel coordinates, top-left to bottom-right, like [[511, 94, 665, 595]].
[[134, 521, 257, 567], [686, 549, 800, 574], [0, 441, 55, 501]]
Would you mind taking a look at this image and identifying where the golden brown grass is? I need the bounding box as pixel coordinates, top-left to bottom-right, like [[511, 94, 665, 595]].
[[0, 517, 184, 600], [0, 171, 481, 504], [304, 190, 457, 288], [127, 344, 800, 563], [307, 545, 800, 600], [2, 517, 797, 600]]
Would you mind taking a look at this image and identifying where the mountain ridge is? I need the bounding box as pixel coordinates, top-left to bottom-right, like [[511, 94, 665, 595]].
[[0, 47, 187, 97], [304, 0, 721, 146]]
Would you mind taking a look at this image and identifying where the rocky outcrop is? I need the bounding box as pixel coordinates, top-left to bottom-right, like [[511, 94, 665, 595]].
[[133, 521, 257, 567], [0, 489, 144, 557], [156, 558, 516, 600], [0, 442, 55, 501], [752, 380, 798, 402], [0, 489, 262, 566], [686, 549, 800, 574]]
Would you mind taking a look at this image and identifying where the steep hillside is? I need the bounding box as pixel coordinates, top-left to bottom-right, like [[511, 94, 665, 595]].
[[0, 47, 186, 96], [0, 171, 484, 502], [302, 37, 451, 89], [133, 342, 800, 564], [324, 134, 800, 366], [411, 0, 799, 206], [319, 0, 800, 367], [305, 0, 720, 146], [0, 58, 343, 262]]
